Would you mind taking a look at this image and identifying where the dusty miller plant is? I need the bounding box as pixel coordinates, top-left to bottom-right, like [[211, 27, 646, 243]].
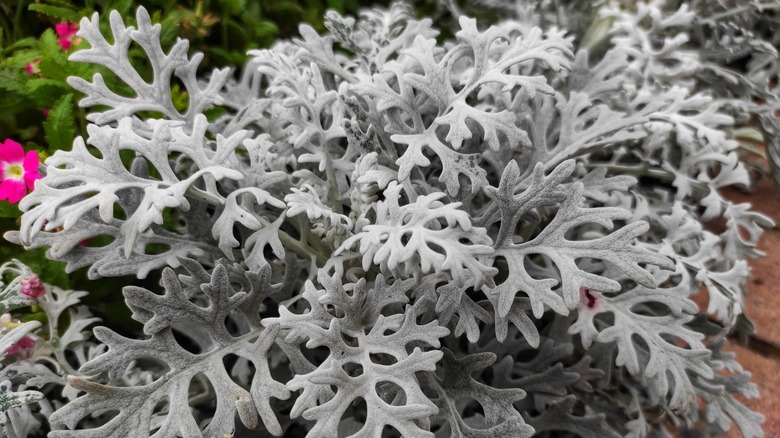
[[1, 0, 776, 436]]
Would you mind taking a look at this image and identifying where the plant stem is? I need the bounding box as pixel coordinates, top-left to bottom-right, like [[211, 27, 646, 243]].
[[277, 227, 328, 266], [323, 146, 344, 215]]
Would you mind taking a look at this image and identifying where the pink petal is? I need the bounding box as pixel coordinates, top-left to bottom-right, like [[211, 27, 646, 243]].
[[55, 22, 69, 37], [5, 337, 35, 355], [20, 276, 46, 298], [23, 150, 39, 172], [0, 180, 12, 201], [0, 179, 27, 204], [68, 23, 79, 36], [0, 140, 24, 163], [58, 39, 72, 51], [24, 63, 34, 75], [5, 343, 20, 355], [24, 171, 40, 191]]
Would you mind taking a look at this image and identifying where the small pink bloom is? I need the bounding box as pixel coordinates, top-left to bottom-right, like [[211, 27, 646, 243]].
[[23, 58, 41, 76], [20, 276, 46, 298], [0, 139, 41, 204], [5, 336, 35, 355], [41, 108, 50, 117], [55, 22, 80, 51]]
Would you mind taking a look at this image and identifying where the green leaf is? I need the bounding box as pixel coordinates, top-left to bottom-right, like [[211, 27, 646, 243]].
[[219, 0, 247, 15], [105, 0, 134, 16], [254, 20, 279, 38], [38, 30, 71, 78], [28, 4, 81, 21], [5, 37, 39, 52], [0, 69, 27, 93], [43, 94, 76, 152], [2, 49, 41, 70], [25, 78, 71, 105], [0, 200, 22, 218]]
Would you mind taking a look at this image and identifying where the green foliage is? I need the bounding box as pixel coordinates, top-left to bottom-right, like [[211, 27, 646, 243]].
[[43, 94, 76, 152], [0, 0, 367, 151]]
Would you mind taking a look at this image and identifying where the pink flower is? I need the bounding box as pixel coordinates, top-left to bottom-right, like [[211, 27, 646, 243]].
[[55, 22, 79, 51], [0, 139, 41, 204], [20, 276, 46, 298], [5, 336, 35, 355], [23, 58, 41, 76]]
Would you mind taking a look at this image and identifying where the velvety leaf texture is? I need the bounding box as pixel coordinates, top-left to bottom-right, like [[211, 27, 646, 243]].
[[4, 1, 775, 437], [49, 260, 289, 437]]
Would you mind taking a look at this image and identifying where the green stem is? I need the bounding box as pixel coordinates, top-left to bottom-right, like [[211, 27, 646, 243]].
[[277, 227, 328, 266], [13, 0, 25, 41]]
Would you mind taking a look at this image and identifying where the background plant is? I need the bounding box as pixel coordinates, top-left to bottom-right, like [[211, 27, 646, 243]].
[[0, 0, 367, 333], [0, 0, 777, 437]]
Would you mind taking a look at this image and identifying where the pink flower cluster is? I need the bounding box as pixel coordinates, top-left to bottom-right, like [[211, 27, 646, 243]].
[[0, 139, 40, 204], [55, 22, 79, 51], [5, 336, 35, 355], [20, 275, 46, 298]]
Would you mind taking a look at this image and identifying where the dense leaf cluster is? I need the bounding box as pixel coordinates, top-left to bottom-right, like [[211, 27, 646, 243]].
[[1, 0, 778, 436]]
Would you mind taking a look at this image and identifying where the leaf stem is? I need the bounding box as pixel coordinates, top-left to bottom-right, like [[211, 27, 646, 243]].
[[279, 229, 328, 266], [323, 147, 344, 215]]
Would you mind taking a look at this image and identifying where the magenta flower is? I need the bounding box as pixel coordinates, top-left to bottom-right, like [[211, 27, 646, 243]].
[[20, 275, 46, 298], [55, 22, 80, 51], [5, 336, 35, 356], [0, 139, 41, 204]]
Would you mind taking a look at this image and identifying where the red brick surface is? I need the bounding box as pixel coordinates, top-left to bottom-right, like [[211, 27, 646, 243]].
[[722, 343, 780, 437], [742, 228, 780, 347], [719, 176, 780, 437]]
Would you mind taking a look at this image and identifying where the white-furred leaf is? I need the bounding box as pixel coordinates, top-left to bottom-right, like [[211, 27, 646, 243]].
[[49, 261, 290, 437], [338, 182, 497, 288], [68, 7, 229, 127], [569, 267, 712, 413], [485, 161, 673, 318], [274, 272, 448, 437]]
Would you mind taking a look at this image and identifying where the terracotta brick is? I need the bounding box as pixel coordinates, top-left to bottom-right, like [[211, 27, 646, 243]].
[[721, 178, 780, 347], [721, 342, 780, 437], [715, 177, 780, 437], [741, 229, 780, 347]]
